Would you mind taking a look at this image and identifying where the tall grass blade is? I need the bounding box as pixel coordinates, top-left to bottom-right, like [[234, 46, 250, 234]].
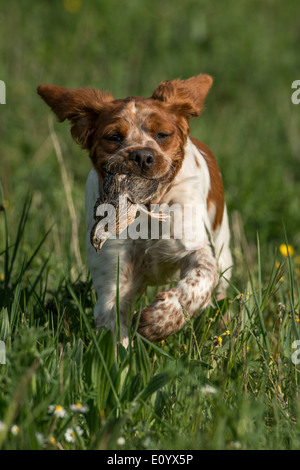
[[67, 283, 121, 409], [6, 194, 32, 284], [137, 372, 171, 401]]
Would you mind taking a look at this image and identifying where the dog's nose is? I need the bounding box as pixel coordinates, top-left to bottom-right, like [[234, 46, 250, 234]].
[[129, 149, 155, 170]]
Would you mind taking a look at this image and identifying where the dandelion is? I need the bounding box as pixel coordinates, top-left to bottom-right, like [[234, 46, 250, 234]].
[[65, 426, 83, 443], [235, 293, 244, 300], [279, 244, 295, 257], [201, 384, 217, 395], [117, 436, 126, 446], [48, 436, 57, 446], [225, 330, 230, 336], [217, 336, 222, 345], [70, 403, 89, 414], [48, 404, 67, 418]]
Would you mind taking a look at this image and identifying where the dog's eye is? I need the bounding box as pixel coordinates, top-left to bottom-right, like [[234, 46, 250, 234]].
[[106, 134, 124, 143], [155, 132, 172, 141]]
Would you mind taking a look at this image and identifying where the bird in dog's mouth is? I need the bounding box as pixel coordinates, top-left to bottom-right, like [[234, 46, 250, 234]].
[[90, 171, 172, 252]]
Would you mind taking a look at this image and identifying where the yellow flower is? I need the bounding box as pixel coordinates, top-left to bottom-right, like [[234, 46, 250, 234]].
[[225, 330, 230, 336], [217, 336, 222, 345], [279, 244, 295, 257], [63, 0, 82, 14]]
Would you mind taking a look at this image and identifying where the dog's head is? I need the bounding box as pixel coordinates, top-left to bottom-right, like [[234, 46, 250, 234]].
[[37, 74, 213, 188]]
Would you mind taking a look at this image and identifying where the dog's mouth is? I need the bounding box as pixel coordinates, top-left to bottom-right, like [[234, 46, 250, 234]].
[[106, 160, 174, 185], [90, 169, 173, 252]]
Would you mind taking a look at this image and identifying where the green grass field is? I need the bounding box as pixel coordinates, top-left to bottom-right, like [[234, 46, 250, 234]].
[[0, 0, 300, 450]]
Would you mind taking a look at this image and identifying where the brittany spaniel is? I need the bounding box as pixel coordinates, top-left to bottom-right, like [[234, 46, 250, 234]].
[[38, 74, 232, 346]]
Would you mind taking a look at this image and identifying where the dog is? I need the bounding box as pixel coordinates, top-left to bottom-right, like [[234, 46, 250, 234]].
[[38, 74, 232, 346]]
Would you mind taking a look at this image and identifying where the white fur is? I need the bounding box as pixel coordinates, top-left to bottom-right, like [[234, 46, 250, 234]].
[[85, 138, 232, 345]]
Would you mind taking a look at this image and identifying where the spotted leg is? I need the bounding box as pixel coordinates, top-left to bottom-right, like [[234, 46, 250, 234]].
[[133, 244, 219, 342]]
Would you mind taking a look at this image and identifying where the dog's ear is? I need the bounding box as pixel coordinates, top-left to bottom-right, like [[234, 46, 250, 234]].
[[37, 85, 114, 149], [151, 74, 213, 118]]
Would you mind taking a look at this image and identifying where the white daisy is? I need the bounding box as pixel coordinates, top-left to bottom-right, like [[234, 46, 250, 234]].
[[200, 384, 217, 395], [65, 426, 83, 443], [11, 425, 20, 435], [70, 402, 89, 414], [117, 436, 125, 446], [48, 404, 67, 418]]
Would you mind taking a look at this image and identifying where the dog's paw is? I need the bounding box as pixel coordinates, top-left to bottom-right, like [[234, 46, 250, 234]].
[[132, 290, 186, 342]]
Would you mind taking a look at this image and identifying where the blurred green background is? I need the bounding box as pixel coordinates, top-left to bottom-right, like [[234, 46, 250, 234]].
[[1, 0, 300, 278]]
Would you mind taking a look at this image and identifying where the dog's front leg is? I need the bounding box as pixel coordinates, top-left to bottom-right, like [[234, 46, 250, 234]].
[[89, 238, 146, 347], [133, 243, 219, 342]]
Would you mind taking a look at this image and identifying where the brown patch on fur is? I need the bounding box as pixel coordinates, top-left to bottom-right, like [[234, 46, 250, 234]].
[[190, 137, 224, 232], [37, 84, 114, 150]]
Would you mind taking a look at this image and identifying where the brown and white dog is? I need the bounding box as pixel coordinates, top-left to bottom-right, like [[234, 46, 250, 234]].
[[38, 74, 232, 346]]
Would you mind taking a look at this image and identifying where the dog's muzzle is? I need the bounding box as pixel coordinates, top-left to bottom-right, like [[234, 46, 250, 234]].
[[90, 172, 160, 252]]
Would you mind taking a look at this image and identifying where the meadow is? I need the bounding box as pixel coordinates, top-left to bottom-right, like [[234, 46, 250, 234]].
[[0, 0, 300, 450]]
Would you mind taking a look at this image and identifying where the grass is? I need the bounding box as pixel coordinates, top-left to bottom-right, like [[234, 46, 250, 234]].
[[0, 0, 300, 450], [0, 193, 299, 450]]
